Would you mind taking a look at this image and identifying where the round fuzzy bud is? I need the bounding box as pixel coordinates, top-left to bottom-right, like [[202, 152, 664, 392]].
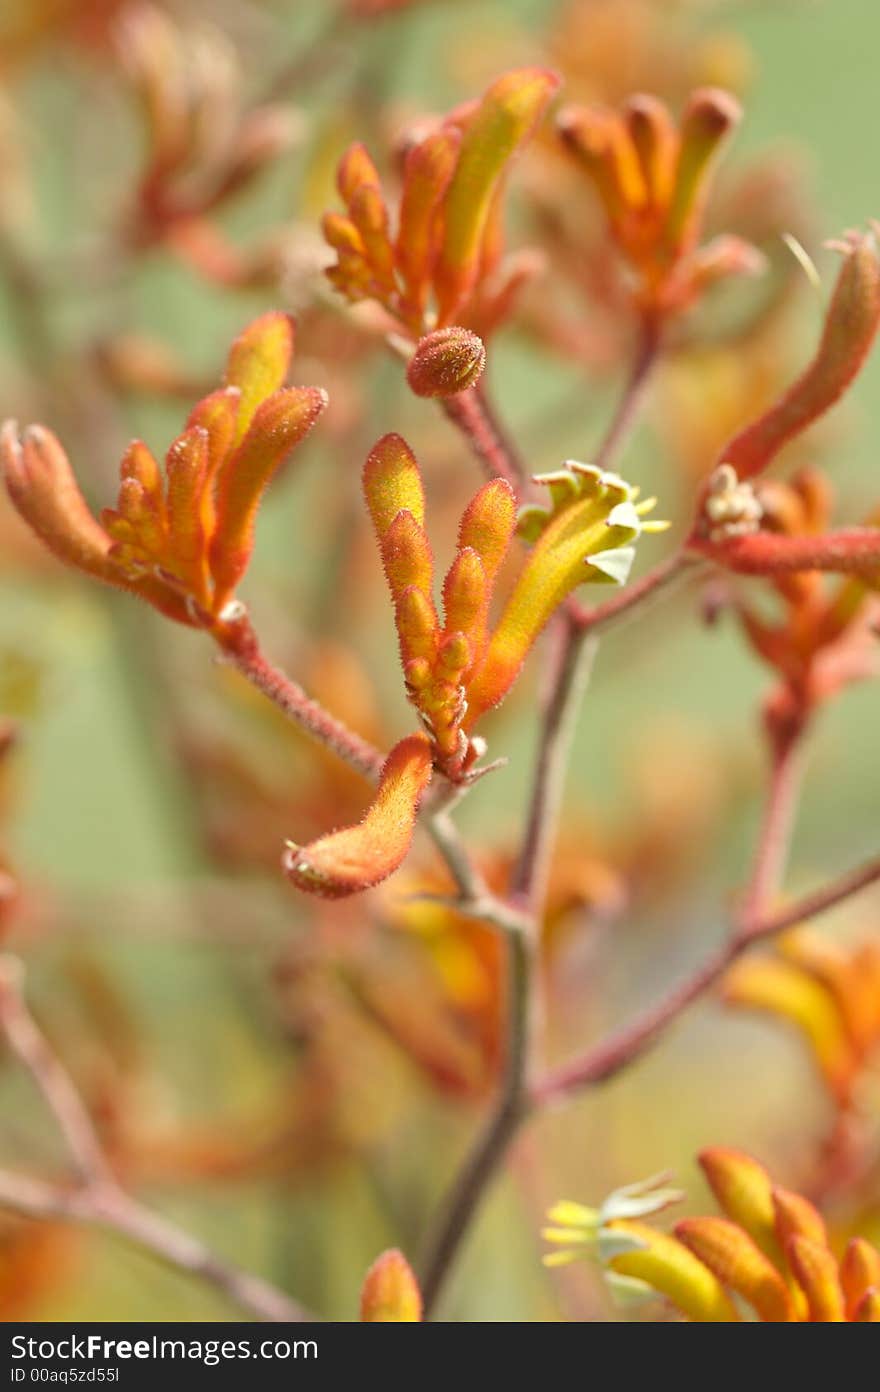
[[406, 327, 486, 398]]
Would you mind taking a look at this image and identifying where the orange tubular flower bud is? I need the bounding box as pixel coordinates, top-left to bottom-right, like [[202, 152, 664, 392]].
[[363, 433, 426, 536], [395, 127, 462, 317], [719, 232, 880, 478], [786, 1236, 846, 1323], [722, 952, 858, 1103], [675, 1217, 795, 1321], [664, 88, 741, 255], [550, 1152, 880, 1321], [3, 312, 327, 633], [608, 1220, 739, 1323], [406, 327, 486, 398], [283, 734, 433, 898], [841, 1238, 880, 1320], [360, 1249, 422, 1322], [772, 1188, 828, 1252]]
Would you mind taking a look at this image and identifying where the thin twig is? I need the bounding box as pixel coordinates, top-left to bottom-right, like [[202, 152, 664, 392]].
[[0, 958, 111, 1188], [0, 1169, 310, 1323], [739, 731, 804, 931], [419, 926, 531, 1317], [532, 775, 880, 1109], [593, 324, 660, 474], [0, 956, 313, 1323], [574, 549, 696, 635]]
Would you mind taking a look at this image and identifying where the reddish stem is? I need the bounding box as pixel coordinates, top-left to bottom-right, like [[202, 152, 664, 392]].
[[440, 387, 522, 488], [692, 527, 880, 577], [217, 617, 385, 783]]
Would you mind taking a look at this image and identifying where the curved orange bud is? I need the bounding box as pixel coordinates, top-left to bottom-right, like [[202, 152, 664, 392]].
[[224, 311, 294, 445], [1, 421, 114, 580], [443, 547, 489, 667], [360, 1249, 422, 1322], [406, 327, 486, 398], [396, 127, 462, 315], [457, 477, 517, 583], [363, 433, 426, 538], [165, 425, 211, 602], [787, 1236, 845, 1322], [719, 232, 880, 478], [853, 1289, 880, 1321], [283, 733, 432, 898], [435, 67, 560, 323], [396, 585, 440, 666], [210, 385, 327, 606], [840, 1238, 880, 1319], [675, 1216, 795, 1321], [608, 1220, 739, 1323]]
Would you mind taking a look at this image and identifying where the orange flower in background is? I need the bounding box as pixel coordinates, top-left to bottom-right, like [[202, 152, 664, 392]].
[[558, 86, 763, 326], [724, 929, 880, 1112], [1, 312, 327, 640], [545, 1149, 880, 1321], [323, 66, 560, 339]]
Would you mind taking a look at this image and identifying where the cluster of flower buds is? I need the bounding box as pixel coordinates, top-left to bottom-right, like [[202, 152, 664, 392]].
[[558, 87, 764, 323], [283, 444, 664, 899], [2, 313, 326, 643], [725, 928, 880, 1112], [119, 4, 297, 284], [546, 1149, 880, 1321], [322, 66, 560, 341]]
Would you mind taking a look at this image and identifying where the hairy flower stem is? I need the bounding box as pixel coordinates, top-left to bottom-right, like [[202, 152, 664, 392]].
[[419, 330, 660, 1317], [218, 617, 385, 783], [440, 386, 522, 488]]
